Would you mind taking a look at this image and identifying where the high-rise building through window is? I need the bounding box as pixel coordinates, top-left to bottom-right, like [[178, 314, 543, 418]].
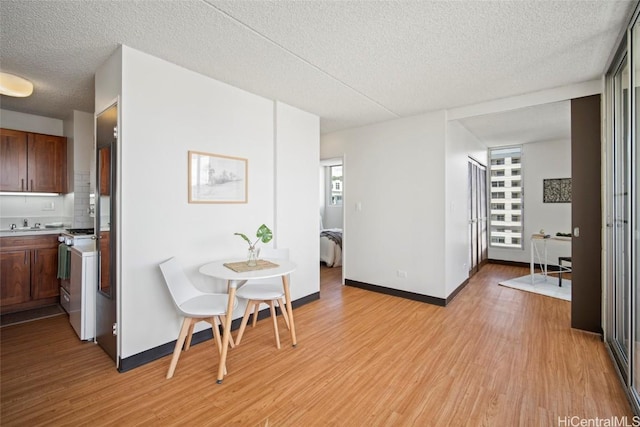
[[489, 146, 523, 248]]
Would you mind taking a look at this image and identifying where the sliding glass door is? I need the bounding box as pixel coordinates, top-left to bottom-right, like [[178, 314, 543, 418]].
[[605, 4, 640, 413], [633, 17, 640, 405], [612, 55, 630, 370]]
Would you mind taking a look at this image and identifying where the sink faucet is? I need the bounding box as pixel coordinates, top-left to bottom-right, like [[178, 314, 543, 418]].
[[10, 224, 16, 230], [22, 219, 28, 227]]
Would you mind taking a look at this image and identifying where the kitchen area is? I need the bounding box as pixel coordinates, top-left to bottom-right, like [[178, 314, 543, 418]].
[[0, 108, 105, 342]]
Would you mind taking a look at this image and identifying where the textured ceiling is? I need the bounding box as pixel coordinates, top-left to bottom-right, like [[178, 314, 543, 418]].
[[0, 0, 634, 134]]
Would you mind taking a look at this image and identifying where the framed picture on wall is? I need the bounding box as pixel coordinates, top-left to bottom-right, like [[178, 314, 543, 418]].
[[188, 150, 248, 203], [543, 178, 571, 203]]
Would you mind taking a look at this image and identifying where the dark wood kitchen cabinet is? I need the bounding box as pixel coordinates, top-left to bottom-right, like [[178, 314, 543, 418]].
[[0, 128, 67, 193], [0, 234, 61, 314]]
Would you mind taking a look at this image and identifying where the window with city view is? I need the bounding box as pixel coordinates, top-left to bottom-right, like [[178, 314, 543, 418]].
[[330, 165, 343, 206], [489, 146, 523, 249]]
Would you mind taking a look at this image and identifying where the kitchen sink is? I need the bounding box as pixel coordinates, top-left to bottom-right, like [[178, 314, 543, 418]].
[[2, 227, 55, 232]]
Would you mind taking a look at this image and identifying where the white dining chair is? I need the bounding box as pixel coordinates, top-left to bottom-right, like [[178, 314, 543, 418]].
[[235, 247, 290, 349], [159, 257, 237, 379]]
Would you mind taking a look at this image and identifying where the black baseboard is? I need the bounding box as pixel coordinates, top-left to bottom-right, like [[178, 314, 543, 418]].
[[446, 278, 469, 305], [345, 279, 448, 306], [118, 291, 320, 373]]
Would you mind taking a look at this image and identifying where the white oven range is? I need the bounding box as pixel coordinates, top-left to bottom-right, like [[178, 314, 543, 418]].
[[57, 228, 97, 340]]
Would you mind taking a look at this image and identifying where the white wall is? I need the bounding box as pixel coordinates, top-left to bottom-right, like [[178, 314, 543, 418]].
[[0, 109, 64, 136], [274, 101, 320, 302], [321, 111, 448, 298], [445, 121, 488, 295], [107, 46, 318, 359], [63, 110, 95, 228], [488, 138, 572, 264]]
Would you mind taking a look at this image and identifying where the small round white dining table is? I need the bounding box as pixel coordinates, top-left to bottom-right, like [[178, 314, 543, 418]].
[[199, 258, 297, 383]]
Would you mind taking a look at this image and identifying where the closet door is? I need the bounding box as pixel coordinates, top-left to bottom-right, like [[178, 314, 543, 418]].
[[469, 159, 487, 276]]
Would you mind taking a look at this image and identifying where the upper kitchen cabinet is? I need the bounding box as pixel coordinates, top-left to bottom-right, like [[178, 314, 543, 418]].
[[0, 128, 67, 193]]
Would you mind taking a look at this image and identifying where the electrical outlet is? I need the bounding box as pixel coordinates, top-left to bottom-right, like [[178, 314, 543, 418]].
[[42, 201, 55, 211], [397, 270, 407, 278]]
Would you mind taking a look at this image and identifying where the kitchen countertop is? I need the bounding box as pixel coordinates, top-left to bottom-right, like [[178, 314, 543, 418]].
[[0, 228, 66, 238]]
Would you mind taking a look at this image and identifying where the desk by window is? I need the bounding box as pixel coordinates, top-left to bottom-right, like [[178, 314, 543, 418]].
[[530, 234, 571, 285], [199, 258, 297, 383]]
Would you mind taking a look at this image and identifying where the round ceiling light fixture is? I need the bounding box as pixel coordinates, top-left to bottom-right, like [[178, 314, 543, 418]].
[[0, 72, 34, 97]]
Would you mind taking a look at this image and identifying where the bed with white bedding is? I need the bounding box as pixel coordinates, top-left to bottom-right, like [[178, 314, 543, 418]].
[[320, 228, 342, 267]]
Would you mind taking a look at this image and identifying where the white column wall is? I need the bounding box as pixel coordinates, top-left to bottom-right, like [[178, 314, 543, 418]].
[[99, 46, 318, 359], [274, 101, 320, 301]]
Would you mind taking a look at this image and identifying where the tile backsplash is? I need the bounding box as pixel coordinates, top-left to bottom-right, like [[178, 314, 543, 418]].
[[0, 170, 95, 230]]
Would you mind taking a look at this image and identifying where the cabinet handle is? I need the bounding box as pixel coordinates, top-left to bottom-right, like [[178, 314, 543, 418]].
[[30, 179, 33, 191], [24, 251, 28, 264], [21, 178, 24, 191]]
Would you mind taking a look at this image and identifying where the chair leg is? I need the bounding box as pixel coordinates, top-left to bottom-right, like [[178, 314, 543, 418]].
[[236, 301, 254, 346], [252, 302, 260, 327], [277, 298, 290, 330], [184, 320, 197, 350], [211, 317, 227, 376], [268, 300, 281, 349], [167, 317, 193, 379], [219, 315, 235, 348]]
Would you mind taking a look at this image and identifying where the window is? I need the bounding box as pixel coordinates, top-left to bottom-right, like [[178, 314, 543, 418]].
[[489, 146, 523, 249], [329, 165, 343, 206]]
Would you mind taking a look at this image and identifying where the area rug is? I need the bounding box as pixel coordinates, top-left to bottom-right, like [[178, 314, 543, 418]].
[[498, 274, 571, 301]]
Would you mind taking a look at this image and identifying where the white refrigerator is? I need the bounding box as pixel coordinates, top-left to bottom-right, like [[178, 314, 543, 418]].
[[70, 246, 97, 340]]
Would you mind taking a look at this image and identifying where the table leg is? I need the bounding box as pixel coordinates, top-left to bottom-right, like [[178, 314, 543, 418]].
[[282, 274, 297, 347], [217, 283, 236, 384], [530, 239, 534, 285]]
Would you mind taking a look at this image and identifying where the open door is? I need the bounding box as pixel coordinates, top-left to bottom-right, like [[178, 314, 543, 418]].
[[95, 103, 118, 364]]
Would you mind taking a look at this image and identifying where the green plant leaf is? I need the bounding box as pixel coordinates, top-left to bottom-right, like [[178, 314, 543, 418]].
[[234, 232, 252, 246], [256, 224, 273, 244]]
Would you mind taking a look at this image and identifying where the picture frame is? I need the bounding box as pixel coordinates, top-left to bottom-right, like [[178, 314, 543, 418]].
[[188, 150, 247, 203], [543, 178, 571, 203]]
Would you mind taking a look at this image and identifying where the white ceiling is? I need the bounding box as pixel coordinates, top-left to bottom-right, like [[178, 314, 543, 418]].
[[0, 0, 634, 135]]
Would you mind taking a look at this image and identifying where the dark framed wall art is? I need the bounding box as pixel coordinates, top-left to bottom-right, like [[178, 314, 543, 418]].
[[543, 178, 571, 203]]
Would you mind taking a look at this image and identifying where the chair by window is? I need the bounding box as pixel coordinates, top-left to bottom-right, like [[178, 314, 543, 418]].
[[159, 257, 237, 379], [235, 247, 290, 349]]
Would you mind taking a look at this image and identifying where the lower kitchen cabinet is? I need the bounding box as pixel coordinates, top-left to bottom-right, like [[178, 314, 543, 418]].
[[0, 234, 61, 314]]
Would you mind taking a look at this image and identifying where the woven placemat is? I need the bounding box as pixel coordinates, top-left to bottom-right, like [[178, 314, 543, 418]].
[[223, 259, 279, 273]]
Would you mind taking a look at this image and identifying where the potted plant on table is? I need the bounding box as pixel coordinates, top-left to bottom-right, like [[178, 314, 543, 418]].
[[235, 224, 273, 266]]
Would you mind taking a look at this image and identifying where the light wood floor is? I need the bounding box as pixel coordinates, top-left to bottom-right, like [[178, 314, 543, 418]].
[[1, 264, 633, 426]]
